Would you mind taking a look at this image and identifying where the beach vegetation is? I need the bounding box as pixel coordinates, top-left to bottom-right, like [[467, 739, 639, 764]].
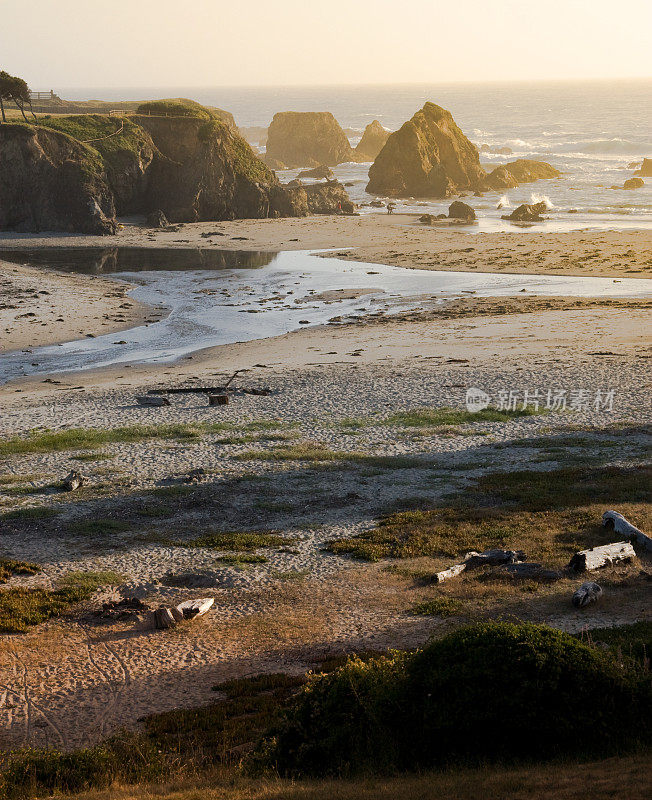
[[269, 623, 651, 776], [0, 559, 41, 583], [409, 597, 465, 616], [326, 463, 650, 560], [183, 530, 292, 551], [0, 506, 59, 522]]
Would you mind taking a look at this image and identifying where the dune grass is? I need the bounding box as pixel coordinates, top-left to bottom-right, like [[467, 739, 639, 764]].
[[336, 406, 542, 432], [0, 559, 41, 583], [0, 506, 59, 522], [409, 597, 466, 616], [0, 421, 296, 457], [184, 531, 292, 552], [57, 571, 126, 592]]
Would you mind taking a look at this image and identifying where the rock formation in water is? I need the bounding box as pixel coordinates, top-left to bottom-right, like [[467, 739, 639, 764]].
[[296, 165, 334, 180], [502, 202, 548, 222], [354, 121, 390, 162], [265, 111, 355, 168], [0, 100, 355, 233], [634, 158, 652, 177], [367, 103, 560, 198], [448, 201, 476, 221], [0, 123, 117, 234], [623, 177, 644, 189], [367, 103, 486, 197]]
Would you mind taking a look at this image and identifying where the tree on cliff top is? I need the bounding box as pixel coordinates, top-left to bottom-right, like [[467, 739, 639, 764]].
[[0, 71, 37, 123]]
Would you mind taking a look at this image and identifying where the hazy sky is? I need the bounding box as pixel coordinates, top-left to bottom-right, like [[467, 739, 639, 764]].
[[3, 0, 651, 88]]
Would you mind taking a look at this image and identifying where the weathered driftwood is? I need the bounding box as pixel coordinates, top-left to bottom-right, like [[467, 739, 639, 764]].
[[208, 394, 229, 406], [572, 582, 603, 608], [153, 598, 214, 629], [62, 470, 84, 492], [603, 510, 652, 552], [568, 541, 636, 573], [463, 549, 526, 568], [433, 562, 467, 584], [434, 549, 526, 583], [154, 607, 177, 629], [136, 395, 170, 407], [177, 597, 214, 619]]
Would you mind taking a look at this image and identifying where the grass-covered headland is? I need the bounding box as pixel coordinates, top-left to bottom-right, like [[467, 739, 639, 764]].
[[1, 622, 649, 798]]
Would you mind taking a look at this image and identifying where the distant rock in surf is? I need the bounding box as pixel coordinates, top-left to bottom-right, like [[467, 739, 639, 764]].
[[623, 177, 644, 189], [634, 158, 652, 177], [355, 120, 390, 162], [296, 165, 335, 180], [502, 202, 548, 222], [265, 111, 355, 168]]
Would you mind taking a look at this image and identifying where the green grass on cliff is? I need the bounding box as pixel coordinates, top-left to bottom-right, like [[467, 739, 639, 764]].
[[37, 115, 154, 175], [135, 97, 217, 120]]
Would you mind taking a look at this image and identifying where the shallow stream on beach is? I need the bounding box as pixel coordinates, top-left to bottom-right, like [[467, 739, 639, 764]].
[[1, 247, 650, 384]]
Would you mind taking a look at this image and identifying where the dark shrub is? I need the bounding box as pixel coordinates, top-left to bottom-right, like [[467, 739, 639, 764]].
[[408, 622, 650, 764], [269, 623, 651, 777], [270, 651, 410, 777]]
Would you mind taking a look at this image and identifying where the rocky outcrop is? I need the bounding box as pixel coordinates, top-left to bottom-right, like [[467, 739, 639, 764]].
[[271, 181, 354, 217], [634, 158, 652, 177], [265, 112, 354, 168], [481, 159, 560, 191], [480, 144, 513, 155], [355, 121, 390, 162], [623, 177, 644, 189], [367, 103, 486, 198], [367, 103, 561, 198], [296, 165, 334, 180], [0, 124, 116, 234], [502, 202, 547, 222], [448, 201, 476, 221]]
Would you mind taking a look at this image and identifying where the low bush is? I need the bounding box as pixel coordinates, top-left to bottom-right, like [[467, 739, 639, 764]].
[[269, 622, 651, 777]]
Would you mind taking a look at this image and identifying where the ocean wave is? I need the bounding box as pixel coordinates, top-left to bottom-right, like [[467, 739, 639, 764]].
[[531, 193, 554, 209], [556, 138, 652, 155]]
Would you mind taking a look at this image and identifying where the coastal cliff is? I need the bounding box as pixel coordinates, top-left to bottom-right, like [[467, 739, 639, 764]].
[[0, 123, 117, 234], [0, 100, 354, 233]]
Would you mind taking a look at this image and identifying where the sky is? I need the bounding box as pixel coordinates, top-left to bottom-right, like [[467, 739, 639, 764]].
[[2, 0, 651, 89]]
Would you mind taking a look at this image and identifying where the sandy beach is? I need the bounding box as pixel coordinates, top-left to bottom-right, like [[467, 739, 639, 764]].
[[0, 218, 650, 753]]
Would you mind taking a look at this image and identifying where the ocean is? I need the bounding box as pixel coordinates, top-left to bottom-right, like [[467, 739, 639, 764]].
[[63, 80, 652, 232]]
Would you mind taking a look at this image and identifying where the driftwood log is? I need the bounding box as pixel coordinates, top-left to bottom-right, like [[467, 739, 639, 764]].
[[62, 470, 84, 492], [568, 541, 636, 572], [136, 395, 171, 407], [434, 549, 526, 583], [154, 598, 214, 629], [208, 394, 229, 406], [572, 582, 603, 608], [603, 510, 652, 552]]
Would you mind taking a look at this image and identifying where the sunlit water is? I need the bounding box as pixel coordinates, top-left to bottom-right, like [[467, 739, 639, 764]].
[[64, 80, 652, 232], [1, 248, 650, 384]]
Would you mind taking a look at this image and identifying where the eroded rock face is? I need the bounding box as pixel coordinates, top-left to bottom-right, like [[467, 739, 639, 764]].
[[271, 181, 355, 217], [634, 158, 652, 177], [0, 124, 116, 234], [265, 111, 354, 168], [136, 115, 278, 222], [367, 102, 487, 198], [355, 120, 390, 162]]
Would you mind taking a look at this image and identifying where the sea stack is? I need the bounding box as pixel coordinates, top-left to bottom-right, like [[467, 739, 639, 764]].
[[366, 102, 487, 197], [354, 120, 390, 162], [265, 111, 354, 169]]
